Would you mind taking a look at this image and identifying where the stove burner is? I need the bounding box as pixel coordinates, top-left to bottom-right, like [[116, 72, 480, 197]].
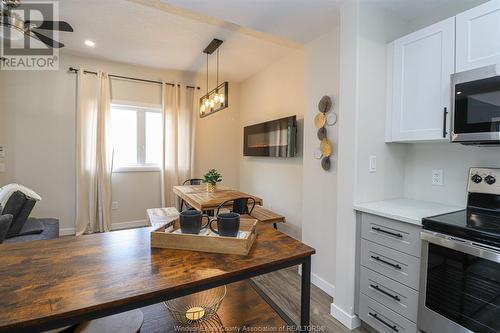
[[467, 212, 500, 231]]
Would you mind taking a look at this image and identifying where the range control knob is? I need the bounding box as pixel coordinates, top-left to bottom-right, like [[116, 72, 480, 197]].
[[471, 174, 483, 184], [485, 175, 496, 185]]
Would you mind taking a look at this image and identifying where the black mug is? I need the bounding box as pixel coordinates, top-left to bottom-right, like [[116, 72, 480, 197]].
[[209, 212, 240, 237], [179, 210, 210, 234]]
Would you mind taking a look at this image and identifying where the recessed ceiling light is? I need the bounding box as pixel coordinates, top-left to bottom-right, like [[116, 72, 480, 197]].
[[84, 40, 95, 47]]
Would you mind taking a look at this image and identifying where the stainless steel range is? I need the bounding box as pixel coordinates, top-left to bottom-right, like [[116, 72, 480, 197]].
[[419, 167, 500, 333]]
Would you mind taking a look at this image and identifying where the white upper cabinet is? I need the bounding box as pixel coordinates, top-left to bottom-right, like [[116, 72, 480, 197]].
[[387, 17, 455, 142], [456, 0, 500, 72]]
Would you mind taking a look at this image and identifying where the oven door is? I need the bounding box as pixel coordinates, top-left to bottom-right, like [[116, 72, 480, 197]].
[[451, 64, 500, 143], [419, 230, 500, 333]]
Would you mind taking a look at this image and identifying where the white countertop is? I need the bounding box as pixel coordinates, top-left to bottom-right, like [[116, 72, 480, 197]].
[[354, 198, 463, 226]]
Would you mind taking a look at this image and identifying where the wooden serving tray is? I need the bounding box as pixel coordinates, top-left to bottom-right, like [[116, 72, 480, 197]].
[[151, 218, 258, 255]]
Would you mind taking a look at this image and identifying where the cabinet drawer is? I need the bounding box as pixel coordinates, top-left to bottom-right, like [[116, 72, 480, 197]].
[[359, 293, 417, 333], [360, 266, 419, 322], [361, 240, 420, 290], [361, 213, 421, 257]]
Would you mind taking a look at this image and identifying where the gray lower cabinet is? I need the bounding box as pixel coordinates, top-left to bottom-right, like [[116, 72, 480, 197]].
[[359, 293, 417, 333], [357, 212, 421, 333], [360, 267, 419, 322], [360, 240, 420, 290]]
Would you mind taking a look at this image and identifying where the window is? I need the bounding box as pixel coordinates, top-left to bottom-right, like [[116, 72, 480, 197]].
[[111, 104, 162, 171]]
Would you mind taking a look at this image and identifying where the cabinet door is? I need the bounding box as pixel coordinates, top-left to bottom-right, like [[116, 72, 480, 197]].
[[390, 17, 455, 142], [456, 0, 500, 72]]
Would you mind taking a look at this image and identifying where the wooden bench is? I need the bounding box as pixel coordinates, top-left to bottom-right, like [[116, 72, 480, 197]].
[[243, 206, 286, 229]]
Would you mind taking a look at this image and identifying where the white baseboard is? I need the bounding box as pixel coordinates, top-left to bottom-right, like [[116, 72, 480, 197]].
[[330, 303, 361, 330], [111, 219, 148, 230], [59, 219, 148, 236], [297, 266, 336, 298], [60, 227, 76, 236]]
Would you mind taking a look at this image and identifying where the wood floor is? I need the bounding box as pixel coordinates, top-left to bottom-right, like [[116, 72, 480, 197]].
[[251, 266, 367, 333], [140, 266, 368, 333]]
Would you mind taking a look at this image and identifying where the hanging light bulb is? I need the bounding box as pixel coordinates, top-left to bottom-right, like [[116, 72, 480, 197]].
[[203, 98, 210, 108], [213, 93, 220, 103], [218, 92, 225, 104], [200, 103, 206, 115], [209, 98, 215, 108]]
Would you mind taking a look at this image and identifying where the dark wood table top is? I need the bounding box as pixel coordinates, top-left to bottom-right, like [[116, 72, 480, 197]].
[[0, 225, 314, 332], [173, 185, 263, 211]]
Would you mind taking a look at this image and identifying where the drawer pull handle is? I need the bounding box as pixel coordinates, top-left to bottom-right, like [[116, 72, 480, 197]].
[[371, 227, 403, 238], [369, 312, 399, 332], [371, 256, 402, 270], [370, 284, 401, 301]]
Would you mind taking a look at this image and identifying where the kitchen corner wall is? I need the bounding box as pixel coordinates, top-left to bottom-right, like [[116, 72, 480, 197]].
[[238, 50, 304, 240], [302, 26, 340, 297]]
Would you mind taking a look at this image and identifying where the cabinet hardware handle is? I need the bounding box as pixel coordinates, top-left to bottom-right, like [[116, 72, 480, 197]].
[[370, 284, 401, 301], [371, 227, 403, 238], [369, 312, 399, 332], [371, 255, 402, 270], [443, 107, 448, 138]]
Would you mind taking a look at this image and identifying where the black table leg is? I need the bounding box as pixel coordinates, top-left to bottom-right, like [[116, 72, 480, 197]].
[[300, 256, 311, 330]]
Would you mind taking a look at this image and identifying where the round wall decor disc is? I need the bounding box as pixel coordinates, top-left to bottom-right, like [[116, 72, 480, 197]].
[[318, 96, 332, 113], [320, 138, 332, 157], [317, 127, 327, 140], [313, 147, 322, 160], [314, 113, 326, 128], [321, 156, 331, 171], [326, 112, 337, 126]]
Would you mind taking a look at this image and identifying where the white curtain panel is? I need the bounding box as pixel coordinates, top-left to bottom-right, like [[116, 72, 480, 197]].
[[75, 70, 113, 235], [162, 84, 196, 208]]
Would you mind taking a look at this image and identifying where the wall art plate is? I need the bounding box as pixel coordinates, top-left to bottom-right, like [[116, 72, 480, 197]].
[[320, 138, 332, 157], [318, 96, 332, 113], [326, 112, 337, 126], [321, 156, 331, 171], [314, 113, 326, 128], [317, 127, 327, 140]]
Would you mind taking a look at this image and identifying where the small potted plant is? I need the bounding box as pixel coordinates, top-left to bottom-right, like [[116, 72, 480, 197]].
[[203, 169, 222, 193]]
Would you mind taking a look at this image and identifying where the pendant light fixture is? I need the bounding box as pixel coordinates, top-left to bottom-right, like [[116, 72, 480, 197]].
[[199, 38, 229, 118]]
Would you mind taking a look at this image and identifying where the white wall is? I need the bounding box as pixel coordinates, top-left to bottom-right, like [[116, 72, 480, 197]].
[[239, 50, 304, 240], [0, 52, 240, 233], [404, 144, 500, 206], [302, 26, 340, 296], [332, 0, 409, 328], [195, 83, 240, 188]]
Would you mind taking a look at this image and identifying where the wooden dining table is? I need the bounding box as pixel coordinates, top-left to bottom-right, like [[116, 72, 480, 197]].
[[173, 185, 263, 211], [0, 224, 314, 332]]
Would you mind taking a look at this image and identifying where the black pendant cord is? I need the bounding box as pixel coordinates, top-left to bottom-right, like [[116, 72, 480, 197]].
[[67, 67, 200, 90], [216, 48, 219, 88], [206, 53, 209, 97]]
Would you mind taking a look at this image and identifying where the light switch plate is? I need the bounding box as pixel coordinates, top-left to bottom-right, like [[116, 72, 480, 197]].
[[111, 201, 119, 210], [369, 155, 377, 173], [432, 169, 444, 186]]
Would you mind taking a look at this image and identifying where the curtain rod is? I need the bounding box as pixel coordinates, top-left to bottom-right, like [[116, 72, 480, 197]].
[[68, 67, 200, 90]]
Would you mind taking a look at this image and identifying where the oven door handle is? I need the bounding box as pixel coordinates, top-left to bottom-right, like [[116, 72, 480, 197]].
[[421, 230, 500, 263]]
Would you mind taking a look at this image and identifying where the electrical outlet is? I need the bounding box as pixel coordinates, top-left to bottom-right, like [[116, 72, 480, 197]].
[[369, 155, 377, 173], [111, 201, 119, 210], [432, 169, 444, 186]]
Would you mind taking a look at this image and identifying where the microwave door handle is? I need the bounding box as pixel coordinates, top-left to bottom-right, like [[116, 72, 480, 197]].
[[442, 107, 448, 138]]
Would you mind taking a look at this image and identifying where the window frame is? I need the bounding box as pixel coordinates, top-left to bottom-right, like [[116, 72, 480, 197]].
[[110, 103, 163, 173]]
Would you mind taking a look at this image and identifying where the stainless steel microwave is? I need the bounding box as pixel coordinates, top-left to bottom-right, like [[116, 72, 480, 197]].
[[451, 64, 500, 145]]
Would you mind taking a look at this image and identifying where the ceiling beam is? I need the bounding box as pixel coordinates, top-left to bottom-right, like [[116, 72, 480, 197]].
[[126, 0, 303, 50]]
